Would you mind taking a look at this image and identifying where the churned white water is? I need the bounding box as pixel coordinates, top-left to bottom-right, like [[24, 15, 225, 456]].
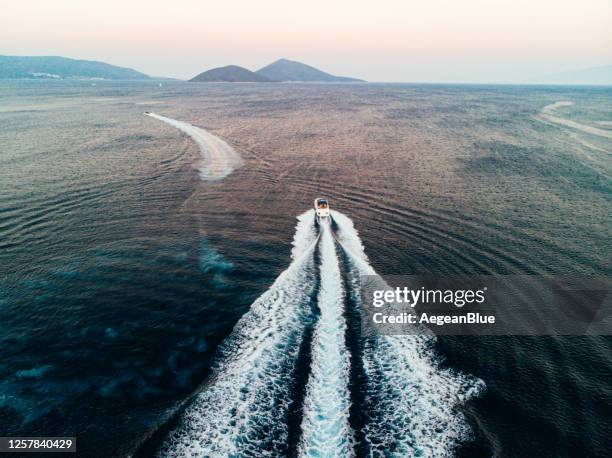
[[158, 211, 318, 457], [160, 209, 482, 457], [332, 210, 485, 457], [298, 218, 354, 457]]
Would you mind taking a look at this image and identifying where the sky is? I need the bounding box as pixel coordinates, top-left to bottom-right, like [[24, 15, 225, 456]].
[[1, 0, 611, 82]]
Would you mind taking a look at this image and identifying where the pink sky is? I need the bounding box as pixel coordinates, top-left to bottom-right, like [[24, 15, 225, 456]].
[[2, 0, 611, 81]]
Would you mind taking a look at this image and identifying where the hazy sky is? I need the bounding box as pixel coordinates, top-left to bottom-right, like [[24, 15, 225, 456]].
[[1, 0, 611, 82]]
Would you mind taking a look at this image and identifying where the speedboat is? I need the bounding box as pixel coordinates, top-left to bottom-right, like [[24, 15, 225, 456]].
[[144, 111, 151, 115], [314, 198, 330, 218]]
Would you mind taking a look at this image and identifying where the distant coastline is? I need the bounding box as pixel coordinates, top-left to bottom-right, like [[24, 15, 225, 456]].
[[1, 55, 609, 85], [0, 55, 150, 80]]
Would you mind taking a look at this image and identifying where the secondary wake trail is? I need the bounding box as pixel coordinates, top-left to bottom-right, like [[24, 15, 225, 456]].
[[537, 101, 612, 140], [158, 211, 318, 457], [145, 112, 243, 180], [298, 218, 354, 457], [332, 210, 484, 457]]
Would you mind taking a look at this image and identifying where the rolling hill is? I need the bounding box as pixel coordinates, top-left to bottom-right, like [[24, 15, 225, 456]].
[[190, 65, 273, 82]]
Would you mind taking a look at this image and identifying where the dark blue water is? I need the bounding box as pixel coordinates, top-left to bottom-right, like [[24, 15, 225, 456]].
[[0, 80, 610, 456]]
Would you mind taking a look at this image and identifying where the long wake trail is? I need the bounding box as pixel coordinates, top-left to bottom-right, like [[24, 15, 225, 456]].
[[298, 219, 354, 457], [159, 209, 483, 457], [145, 112, 243, 180], [158, 211, 318, 457]]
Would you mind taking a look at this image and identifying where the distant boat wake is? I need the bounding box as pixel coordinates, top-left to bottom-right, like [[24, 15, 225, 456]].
[[158, 210, 484, 457], [537, 101, 612, 140], [145, 112, 243, 180]]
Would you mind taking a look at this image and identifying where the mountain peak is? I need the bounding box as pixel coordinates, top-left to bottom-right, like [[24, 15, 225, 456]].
[[256, 59, 363, 82]]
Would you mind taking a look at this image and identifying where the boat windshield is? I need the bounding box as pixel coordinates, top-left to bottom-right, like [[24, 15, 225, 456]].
[[317, 200, 328, 207]]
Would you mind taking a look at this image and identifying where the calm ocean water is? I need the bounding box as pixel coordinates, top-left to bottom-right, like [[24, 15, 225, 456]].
[[0, 80, 610, 456]]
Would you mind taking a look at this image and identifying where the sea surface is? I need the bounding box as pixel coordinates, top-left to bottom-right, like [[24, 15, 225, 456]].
[[0, 80, 610, 457]]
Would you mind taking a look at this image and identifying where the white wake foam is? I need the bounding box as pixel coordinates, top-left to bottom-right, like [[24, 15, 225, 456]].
[[160, 208, 483, 457], [332, 210, 485, 457], [537, 101, 612, 139], [158, 211, 318, 457], [298, 219, 354, 457], [145, 112, 243, 180]]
